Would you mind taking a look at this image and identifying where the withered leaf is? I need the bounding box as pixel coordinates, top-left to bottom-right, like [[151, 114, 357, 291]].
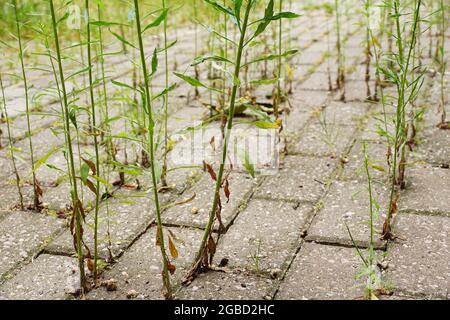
[[168, 235, 179, 259], [203, 161, 217, 181], [82, 157, 97, 175], [85, 179, 98, 195], [209, 136, 216, 151], [167, 263, 176, 275], [224, 179, 230, 203]]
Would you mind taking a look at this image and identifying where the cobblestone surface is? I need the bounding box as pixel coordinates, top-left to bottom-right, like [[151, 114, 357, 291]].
[[0, 3, 448, 301]]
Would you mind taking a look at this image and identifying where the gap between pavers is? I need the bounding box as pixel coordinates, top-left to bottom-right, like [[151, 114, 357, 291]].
[[213, 198, 314, 274]]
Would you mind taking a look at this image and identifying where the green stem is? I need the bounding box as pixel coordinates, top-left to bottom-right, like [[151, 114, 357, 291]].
[[13, 0, 39, 209], [85, 0, 101, 281], [133, 0, 172, 299], [161, 0, 169, 187], [0, 72, 24, 209], [192, 0, 253, 270], [49, 0, 86, 294]]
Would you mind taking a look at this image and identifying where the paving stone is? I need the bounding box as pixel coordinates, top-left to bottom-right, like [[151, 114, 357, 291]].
[[360, 113, 396, 142], [45, 188, 169, 259], [255, 155, 335, 202], [41, 182, 96, 212], [277, 243, 366, 300], [284, 108, 310, 134], [0, 211, 63, 279], [339, 80, 373, 102], [289, 123, 356, 157], [0, 254, 79, 300], [162, 172, 257, 230], [0, 156, 17, 180], [307, 180, 388, 248], [176, 270, 274, 300], [297, 72, 331, 91], [385, 214, 449, 298], [341, 140, 390, 182], [0, 184, 34, 210], [399, 164, 450, 215], [4, 128, 62, 161], [409, 127, 450, 166], [289, 89, 329, 110], [310, 101, 369, 126], [88, 226, 204, 300], [214, 199, 313, 272]]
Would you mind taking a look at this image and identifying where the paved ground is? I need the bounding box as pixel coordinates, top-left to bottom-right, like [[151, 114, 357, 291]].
[[0, 3, 449, 300]]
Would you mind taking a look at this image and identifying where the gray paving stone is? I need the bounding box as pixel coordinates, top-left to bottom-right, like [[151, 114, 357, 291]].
[[45, 188, 168, 259], [289, 89, 329, 109], [307, 180, 388, 248], [176, 270, 274, 300], [399, 164, 450, 215], [385, 214, 449, 298], [309, 101, 369, 127], [162, 172, 257, 230], [410, 127, 450, 166], [41, 182, 96, 212], [88, 226, 204, 300], [255, 155, 336, 202], [0, 254, 79, 300], [0, 211, 63, 279], [297, 72, 331, 91], [0, 184, 34, 210], [360, 113, 396, 142], [277, 243, 366, 300], [341, 140, 390, 182], [214, 199, 313, 272], [289, 122, 356, 157]]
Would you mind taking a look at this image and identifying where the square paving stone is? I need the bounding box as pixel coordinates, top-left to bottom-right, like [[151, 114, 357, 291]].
[[42, 182, 96, 212], [297, 72, 331, 91], [306, 180, 389, 248], [289, 123, 356, 157], [0, 211, 63, 279], [88, 226, 204, 300], [0, 254, 79, 300], [398, 164, 450, 215], [214, 199, 313, 272], [277, 243, 367, 300], [360, 113, 396, 142], [162, 172, 257, 230], [45, 188, 168, 259], [341, 140, 390, 183], [0, 184, 34, 211], [176, 270, 274, 300], [385, 214, 449, 298], [409, 127, 450, 166], [255, 155, 336, 202], [339, 80, 373, 102], [310, 101, 369, 127], [289, 89, 329, 110]]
